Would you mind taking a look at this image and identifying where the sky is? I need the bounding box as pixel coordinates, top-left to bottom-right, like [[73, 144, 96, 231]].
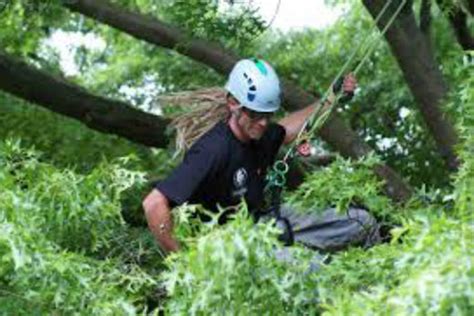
[[44, 0, 343, 76], [250, 0, 343, 31]]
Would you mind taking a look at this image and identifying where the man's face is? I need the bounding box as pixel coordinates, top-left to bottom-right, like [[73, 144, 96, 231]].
[[237, 107, 273, 140]]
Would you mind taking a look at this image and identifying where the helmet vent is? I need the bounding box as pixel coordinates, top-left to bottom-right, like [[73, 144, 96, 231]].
[[243, 72, 253, 85]]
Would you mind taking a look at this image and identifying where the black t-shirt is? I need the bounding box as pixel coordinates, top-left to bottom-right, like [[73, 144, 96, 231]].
[[155, 121, 286, 215]]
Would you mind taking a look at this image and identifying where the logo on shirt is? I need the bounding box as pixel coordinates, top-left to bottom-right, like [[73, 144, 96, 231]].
[[232, 167, 248, 197], [233, 167, 248, 188]]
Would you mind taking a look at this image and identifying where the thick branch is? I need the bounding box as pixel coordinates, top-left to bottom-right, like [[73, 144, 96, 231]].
[[363, 0, 459, 171], [63, 0, 412, 202], [419, 0, 432, 36], [63, 0, 237, 75], [0, 51, 170, 148], [303, 154, 337, 167], [446, 3, 474, 51]]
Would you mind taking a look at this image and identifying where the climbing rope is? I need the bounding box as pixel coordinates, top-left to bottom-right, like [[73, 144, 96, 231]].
[[264, 0, 408, 211]]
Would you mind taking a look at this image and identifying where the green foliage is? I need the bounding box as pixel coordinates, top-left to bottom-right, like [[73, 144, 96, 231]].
[[286, 154, 394, 218], [314, 210, 473, 315], [0, 91, 179, 229], [0, 139, 162, 314], [448, 55, 474, 217], [0, 0, 66, 66], [161, 205, 317, 315], [1, 246, 156, 315], [161, 195, 473, 315], [0, 138, 144, 252], [436, 0, 470, 14], [165, 0, 266, 51]]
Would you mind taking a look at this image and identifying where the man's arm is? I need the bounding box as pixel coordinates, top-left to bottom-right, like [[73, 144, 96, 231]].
[[278, 93, 336, 145], [278, 74, 356, 145], [143, 189, 180, 253]]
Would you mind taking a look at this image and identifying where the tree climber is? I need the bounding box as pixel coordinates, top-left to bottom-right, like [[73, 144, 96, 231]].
[[143, 58, 380, 253]]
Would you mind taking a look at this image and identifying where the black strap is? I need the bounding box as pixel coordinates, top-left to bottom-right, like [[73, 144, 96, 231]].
[[270, 185, 282, 218], [270, 185, 294, 246], [275, 216, 294, 246]]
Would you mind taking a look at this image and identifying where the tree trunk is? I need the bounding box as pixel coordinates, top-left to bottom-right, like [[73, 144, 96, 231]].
[[363, 0, 459, 171], [63, 0, 413, 202], [0, 51, 170, 148]]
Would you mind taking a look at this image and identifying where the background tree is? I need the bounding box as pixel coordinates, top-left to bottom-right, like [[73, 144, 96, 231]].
[[362, 0, 459, 171]]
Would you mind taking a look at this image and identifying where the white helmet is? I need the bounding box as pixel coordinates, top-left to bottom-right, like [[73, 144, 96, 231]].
[[225, 58, 281, 112]]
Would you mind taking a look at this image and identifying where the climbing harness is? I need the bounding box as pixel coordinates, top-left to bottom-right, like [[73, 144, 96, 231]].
[[263, 0, 408, 243]]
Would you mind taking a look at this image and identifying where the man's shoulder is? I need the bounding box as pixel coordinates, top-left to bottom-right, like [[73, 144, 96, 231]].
[[266, 122, 285, 134], [259, 123, 286, 145], [189, 121, 231, 156]]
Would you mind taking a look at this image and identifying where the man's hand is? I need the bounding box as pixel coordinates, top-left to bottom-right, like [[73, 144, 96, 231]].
[[342, 73, 357, 95], [332, 73, 357, 103]]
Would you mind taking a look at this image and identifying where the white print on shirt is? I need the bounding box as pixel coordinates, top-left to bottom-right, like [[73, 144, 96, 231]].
[[232, 167, 248, 197]]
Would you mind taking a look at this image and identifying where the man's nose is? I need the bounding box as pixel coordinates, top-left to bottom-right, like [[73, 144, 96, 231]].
[[256, 117, 269, 127]]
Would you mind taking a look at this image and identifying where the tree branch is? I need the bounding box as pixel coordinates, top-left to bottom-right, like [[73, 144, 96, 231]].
[[419, 0, 432, 36], [435, 0, 474, 51], [302, 154, 337, 167], [0, 51, 171, 148], [449, 5, 474, 51]]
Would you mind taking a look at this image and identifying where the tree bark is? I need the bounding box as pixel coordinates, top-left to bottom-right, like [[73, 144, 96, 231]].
[[440, 1, 474, 51], [419, 0, 432, 36], [63, 0, 413, 202], [0, 51, 170, 148], [303, 154, 337, 167], [363, 0, 459, 171]]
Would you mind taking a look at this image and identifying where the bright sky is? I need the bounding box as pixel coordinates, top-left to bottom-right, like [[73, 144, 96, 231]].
[[253, 0, 343, 31]]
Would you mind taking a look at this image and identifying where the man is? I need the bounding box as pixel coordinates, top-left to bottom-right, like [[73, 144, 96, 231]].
[[143, 58, 379, 253]]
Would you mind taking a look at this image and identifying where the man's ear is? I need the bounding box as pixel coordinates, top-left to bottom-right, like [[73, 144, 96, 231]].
[[227, 96, 241, 113]]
